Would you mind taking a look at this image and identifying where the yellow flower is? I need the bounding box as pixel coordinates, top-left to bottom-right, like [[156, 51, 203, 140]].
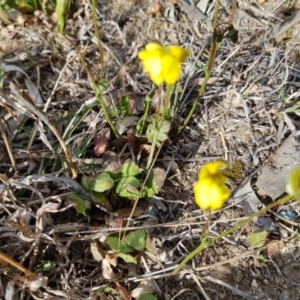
[[138, 41, 189, 85], [286, 166, 300, 200], [194, 161, 230, 211]]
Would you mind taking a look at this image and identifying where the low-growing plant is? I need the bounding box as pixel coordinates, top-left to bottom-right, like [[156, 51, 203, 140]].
[[172, 164, 300, 275], [67, 161, 165, 216], [0, 0, 72, 33]]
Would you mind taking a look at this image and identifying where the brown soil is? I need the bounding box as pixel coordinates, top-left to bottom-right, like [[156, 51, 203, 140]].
[[1, 0, 300, 299]]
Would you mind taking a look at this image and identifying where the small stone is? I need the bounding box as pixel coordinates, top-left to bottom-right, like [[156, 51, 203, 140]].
[[251, 279, 259, 289], [233, 269, 244, 283]]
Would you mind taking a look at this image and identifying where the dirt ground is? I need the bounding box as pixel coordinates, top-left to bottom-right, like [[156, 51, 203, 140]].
[[1, 0, 300, 299]]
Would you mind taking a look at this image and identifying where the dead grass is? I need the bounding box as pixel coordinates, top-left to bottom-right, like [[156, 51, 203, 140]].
[[1, 0, 300, 299]]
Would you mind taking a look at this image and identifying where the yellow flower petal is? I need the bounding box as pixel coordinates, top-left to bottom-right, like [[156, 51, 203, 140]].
[[141, 56, 161, 76], [149, 71, 164, 85], [194, 162, 230, 211], [286, 166, 300, 200], [138, 42, 189, 85], [167, 45, 189, 62], [161, 54, 180, 85], [145, 41, 164, 51], [199, 161, 227, 180]]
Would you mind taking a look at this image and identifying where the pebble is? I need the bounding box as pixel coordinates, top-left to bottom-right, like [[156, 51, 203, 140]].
[[251, 279, 259, 289]]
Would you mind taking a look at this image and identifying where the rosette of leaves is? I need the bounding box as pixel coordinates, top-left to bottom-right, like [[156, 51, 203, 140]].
[[90, 161, 165, 199], [69, 161, 165, 215]]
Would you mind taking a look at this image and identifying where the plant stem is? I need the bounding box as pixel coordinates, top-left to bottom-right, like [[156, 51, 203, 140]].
[[0, 117, 17, 173], [63, 36, 122, 140], [156, 86, 162, 125], [201, 210, 211, 235], [91, 0, 104, 79], [179, 0, 221, 132], [48, 123, 78, 178], [139, 92, 151, 134], [0, 250, 36, 279], [207, 0, 220, 70], [159, 84, 172, 128], [146, 133, 157, 170], [147, 84, 172, 170], [229, 0, 237, 27], [172, 194, 293, 275], [179, 67, 210, 131], [93, 84, 123, 139]]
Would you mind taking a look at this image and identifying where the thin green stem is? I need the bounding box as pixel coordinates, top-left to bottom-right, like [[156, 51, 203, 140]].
[[159, 84, 172, 128], [155, 86, 162, 125], [207, 0, 220, 70], [93, 84, 123, 139], [63, 35, 122, 139], [146, 84, 172, 170], [139, 93, 151, 134], [179, 0, 221, 132], [172, 194, 293, 275], [146, 134, 157, 170], [91, 0, 104, 79], [179, 67, 210, 132], [201, 210, 211, 235], [211, 194, 292, 244]]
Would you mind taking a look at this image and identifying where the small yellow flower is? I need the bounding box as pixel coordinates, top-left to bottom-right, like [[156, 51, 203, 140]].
[[194, 161, 230, 211], [286, 166, 300, 200], [138, 41, 189, 85]]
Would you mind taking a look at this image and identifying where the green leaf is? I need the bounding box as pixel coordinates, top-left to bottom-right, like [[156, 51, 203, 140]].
[[256, 254, 265, 265], [117, 252, 136, 264], [137, 293, 157, 300], [106, 236, 133, 253], [91, 190, 109, 205], [33, 261, 55, 272], [0, 67, 5, 89], [67, 193, 87, 216], [248, 229, 268, 250], [14, 0, 38, 12], [143, 168, 165, 197], [124, 230, 146, 251], [121, 161, 143, 177], [74, 136, 93, 157], [142, 186, 155, 198], [137, 92, 153, 134], [116, 176, 141, 198], [119, 96, 132, 115], [146, 121, 170, 147], [81, 176, 91, 191], [293, 231, 300, 240], [55, 0, 70, 34], [98, 78, 109, 92], [91, 285, 120, 298], [110, 107, 118, 118], [91, 172, 114, 192], [279, 88, 285, 104], [105, 170, 122, 181], [285, 103, 300, 113]]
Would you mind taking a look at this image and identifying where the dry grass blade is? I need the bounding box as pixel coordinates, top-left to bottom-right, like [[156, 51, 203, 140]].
[[0, 250, 36, 279], [0, 174, 91, 201], [1, 0, 300, 298], [0, 83, 77, 178], [0, 116, 17, 173]]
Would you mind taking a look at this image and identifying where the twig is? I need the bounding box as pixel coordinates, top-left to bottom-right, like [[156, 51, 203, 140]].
[[0, 250, 36, 280]]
